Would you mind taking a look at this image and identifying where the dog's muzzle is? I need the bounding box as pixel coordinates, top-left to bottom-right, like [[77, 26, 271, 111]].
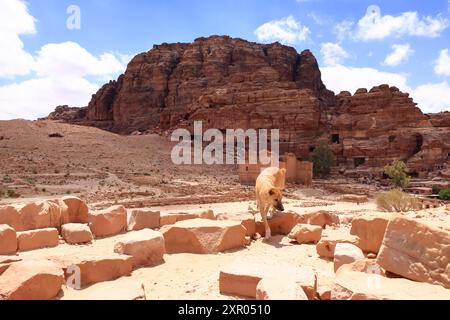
[[276, 204, 285, 212]]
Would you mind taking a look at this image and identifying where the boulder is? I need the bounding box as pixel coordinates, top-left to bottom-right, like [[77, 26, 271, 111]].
[[336, 259, 385, 276], [350, 214, 390, 253], [89, 205, 127, 238], [306, 211, 340, 228], [216, 212, 256, 237], [160, 210, 216, 227], [114, 229, 165, 267], [60, 196, 89, 223], [316, 229, 359, 258], [160, 212, 198, 226], [0, 257, 22, 276], [219, 258, 317, 300], [0, 224, 17, 255], [53, 253, 134, 287], [377, 215, 450, 289], [256, 278, 308, 300], [334, 243, 365, 272], [288, 224, 322, 244], [0, 260, 64, 300], [0, 201, 64, 232], [332, 270, 450, 300], [61, 278, 146, 300], [17, 228, 59, 252], [162, 219, 246, 254], [255, 211, 301, 237], [128, 209, 160, 231], [61, 223, 93, 245]]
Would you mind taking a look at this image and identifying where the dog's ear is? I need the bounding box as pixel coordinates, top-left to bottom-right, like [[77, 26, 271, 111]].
[[269, 188, 278, 196], [279, 168, 286, 175]]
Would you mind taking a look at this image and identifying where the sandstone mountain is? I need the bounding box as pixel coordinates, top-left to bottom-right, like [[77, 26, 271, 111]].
[[46, 35, 450, 178]]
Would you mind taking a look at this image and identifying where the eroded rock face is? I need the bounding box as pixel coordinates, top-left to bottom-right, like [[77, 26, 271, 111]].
[[332, 270, 450, 300], [0, 197, 89, 232], [81, 36, 333, 134], [89, 205, 128, 238], [52, 253, 134, 287], [0, 225, 17, 255], [376, 215, 450, 289], [333, 243, 365, 272], [316, 229, 359, 259], [46, 35, 450, 176], [128, 209, 160, 231], [288, 224, 322, 244], [256, 278, 308, 300], [350, 214, 390, 253], [61, 223, 93, 245], [17, 228, 59, 252], [0, 260, 64, 300], [114, 229, 165, 267], [161, 218, 247, 254], [219, 258, 317, 299]]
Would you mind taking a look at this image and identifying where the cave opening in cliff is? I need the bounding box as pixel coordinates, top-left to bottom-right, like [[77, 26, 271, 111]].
[[309, 146, 316, 153], [331, 134, 340, 144], [354, 157, 366, 168], [413, 133, 423, 155]]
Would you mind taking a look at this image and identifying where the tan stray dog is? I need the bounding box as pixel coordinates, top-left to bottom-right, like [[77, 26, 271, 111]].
[[255, 167, 286, 240]]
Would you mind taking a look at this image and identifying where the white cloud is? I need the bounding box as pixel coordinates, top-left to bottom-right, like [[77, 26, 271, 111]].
[[0, 0, 36, 77], [0, 0, 128, 120], [334, 20, 354, 42], [254, 16, 310, 45], [338, 5, 449, 41], [412, 81, 450, 113], [34, 42, 125, 78], [383, 44, 414, 66], [322, 64, 450, 113], [321, 64, 411, 95], [0, 77, 98, 120], [434, 49, 450, 76], [320, 42, 350, 66]]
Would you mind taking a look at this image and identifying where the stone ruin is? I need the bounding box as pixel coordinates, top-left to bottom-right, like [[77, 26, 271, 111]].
[[239, 153, 313, 186], [1, 196, 449, 300]]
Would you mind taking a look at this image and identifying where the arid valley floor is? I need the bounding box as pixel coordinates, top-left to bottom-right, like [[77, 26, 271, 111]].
[[0, 120, 449, 300]]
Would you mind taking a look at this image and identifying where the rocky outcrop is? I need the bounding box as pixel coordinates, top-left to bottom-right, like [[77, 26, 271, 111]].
[[45, 35, 450, 176], [41, 105, 86, 122], [333, 86, 450, 177]]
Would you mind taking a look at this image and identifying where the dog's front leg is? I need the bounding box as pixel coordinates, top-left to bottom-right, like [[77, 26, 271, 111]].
[[261, 206, 271, 240]]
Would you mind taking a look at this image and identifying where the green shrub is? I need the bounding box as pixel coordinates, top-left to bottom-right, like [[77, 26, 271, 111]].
[[375, 189, 421, 212], [310, 143, 335, 178], [432, 185, 442, 195], [439, 189, 450, 200], [384, 160, 411, 189]]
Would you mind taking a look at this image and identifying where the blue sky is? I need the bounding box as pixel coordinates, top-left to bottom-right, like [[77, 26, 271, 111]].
[[1, 0, 450, 119]]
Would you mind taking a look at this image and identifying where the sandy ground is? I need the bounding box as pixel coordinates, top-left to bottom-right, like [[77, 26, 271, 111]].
[[14, 198, 448, 300], [1, 119, 449, 300]]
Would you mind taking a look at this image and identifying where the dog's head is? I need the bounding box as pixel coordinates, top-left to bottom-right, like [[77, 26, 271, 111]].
[[268, 187, 284, 211]]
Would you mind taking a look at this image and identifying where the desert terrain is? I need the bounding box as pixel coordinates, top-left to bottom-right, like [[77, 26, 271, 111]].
[[0, 119, 449, 300]]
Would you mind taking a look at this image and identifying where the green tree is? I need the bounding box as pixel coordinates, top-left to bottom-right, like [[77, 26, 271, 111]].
[[384, 160, 411, 189], [310, 143, 335, 177], [438, 189, 450, 200]]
